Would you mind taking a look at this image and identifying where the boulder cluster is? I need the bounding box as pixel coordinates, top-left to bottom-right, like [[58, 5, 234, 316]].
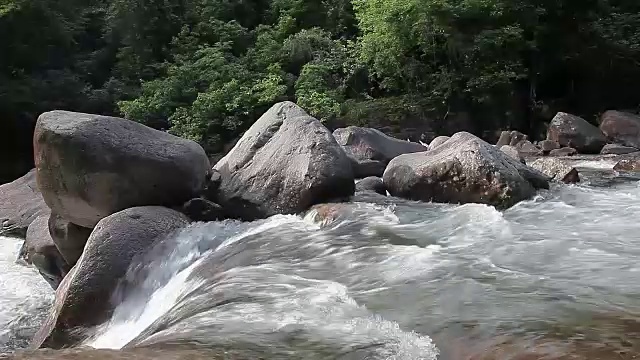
[[8, 102, 633, 350]]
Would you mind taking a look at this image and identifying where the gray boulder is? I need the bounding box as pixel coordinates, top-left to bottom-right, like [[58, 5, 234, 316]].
[[383, 132, 549, 208], [599, 110, 640, 148], [333, 126, 426, 177], [18, 215, 69, 289], [539, 140, 560, 154], [0, 169, 48, 238], [48, 213, 92, 267], [348, 157, 386, 180], [546, 112, 606, 153], [214, 102, 355, 221], [515, 140, 543, 156], [500, 145, 525, 164], [600, 143, 638, 155], [496, 130, 528, 147], [428, 136, 450, 151], [509, 131, 528, 146], [549, 147, 578, 157], [529, 158, 580, 184], [31, 206, 189, 349], [355, 177, 387, 195], [34, 111, 210, 228]]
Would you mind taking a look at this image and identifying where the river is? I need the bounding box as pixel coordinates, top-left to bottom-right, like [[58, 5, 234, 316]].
[[2, 159, 640, 359]]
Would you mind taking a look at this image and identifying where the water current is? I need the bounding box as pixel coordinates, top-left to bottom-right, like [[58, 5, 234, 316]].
[[3, 159, 640, 359]]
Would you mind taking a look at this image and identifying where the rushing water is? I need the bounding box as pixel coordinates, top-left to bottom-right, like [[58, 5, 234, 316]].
[[5, 161, 640, 359], [0, 237, 53, 352]]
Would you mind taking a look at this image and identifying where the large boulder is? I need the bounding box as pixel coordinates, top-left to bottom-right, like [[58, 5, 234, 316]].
[[34, 111, 210, 228], [546, 112, 606, 154], [333, 126, 426, 177], [31, 206, 189, 349], [383, 132, 549, 208], [355, 177, 387, 195], [18, 215, 69, 289], [600, 143, 638, 155], [0, 169, 49, 237], [214, 102, 355, 221], [48, 213, 92, 267], [529, 158, 580, 184], [599, 110, 640, 148], [428, 136, 450, 151]]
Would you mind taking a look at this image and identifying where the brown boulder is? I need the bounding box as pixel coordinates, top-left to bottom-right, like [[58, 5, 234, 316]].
[[31, 206, 189, 349], [0, 169, 49, 238], [34, 111, 210, 228], [599, 110, 640, 148], [547, 112, 606, 153]]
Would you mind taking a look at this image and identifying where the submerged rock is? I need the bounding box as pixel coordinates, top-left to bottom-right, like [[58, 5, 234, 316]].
[[31, 206, 189, 349], [214, 102, 354, 221], [355, 176, 387, 195], [19, 215, 69, 289], [48, 213, 92, 267], [599, 110, 640, 148], [34, 111, 210, 228], [600, 143, 638, 155], [546, 112, 606, 154], [499, 145, 525, 164], [428, 136, 450, 151], [0, 169, 48, 238], [529, 158, 580, 184], [383, 132, 549, 208], [333, 126, 426, 177]]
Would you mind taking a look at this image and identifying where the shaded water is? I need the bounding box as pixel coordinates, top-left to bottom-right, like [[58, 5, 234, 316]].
[[5, 161, 640, 359]]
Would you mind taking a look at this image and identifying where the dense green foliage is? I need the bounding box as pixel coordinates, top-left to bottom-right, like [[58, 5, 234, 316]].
[[3, 0, 640, 155]]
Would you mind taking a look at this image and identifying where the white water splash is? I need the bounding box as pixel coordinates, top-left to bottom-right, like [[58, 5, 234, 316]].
[[0, 237, 53, 351]]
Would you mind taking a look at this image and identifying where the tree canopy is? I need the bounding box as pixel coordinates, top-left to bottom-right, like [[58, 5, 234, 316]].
[[2, 0, 640, 155]]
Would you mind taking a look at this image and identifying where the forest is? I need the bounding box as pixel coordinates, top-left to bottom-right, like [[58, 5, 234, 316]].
[[2, 0, 640, 180]]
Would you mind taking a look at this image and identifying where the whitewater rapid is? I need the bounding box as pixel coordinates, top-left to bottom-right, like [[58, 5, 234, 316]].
[[0, 237, 53, 352], [4, 161, 640, 358]]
